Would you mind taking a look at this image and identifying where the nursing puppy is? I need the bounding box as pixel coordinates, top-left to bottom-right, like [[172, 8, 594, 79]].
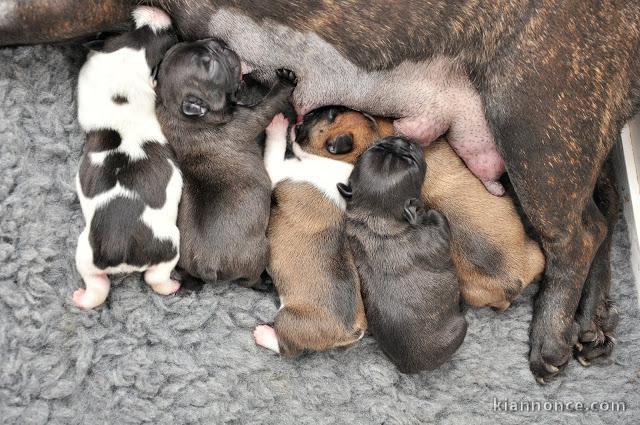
[[155, 40, 296, 287], [252, 114, 366, 356], [74, 7, 180, 309], [339, 136, 467, 373], [298, 108, 545, 310]]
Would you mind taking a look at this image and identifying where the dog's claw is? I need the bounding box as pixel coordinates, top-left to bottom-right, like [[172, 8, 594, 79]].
[[577, 355, 591, 367], [276, 68, 298, 86], [575, 341, 583, 351], [544, 364, 560, 374], [535, 376, 545, 385]]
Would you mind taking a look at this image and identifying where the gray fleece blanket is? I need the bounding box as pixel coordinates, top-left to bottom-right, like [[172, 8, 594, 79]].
[[1, 45, 639, 425]]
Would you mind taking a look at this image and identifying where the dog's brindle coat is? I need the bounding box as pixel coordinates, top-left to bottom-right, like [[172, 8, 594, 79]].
[[2, 0, 638, 382]]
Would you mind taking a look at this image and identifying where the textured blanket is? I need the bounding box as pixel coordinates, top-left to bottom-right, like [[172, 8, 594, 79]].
[[1, 45, 638, 425]]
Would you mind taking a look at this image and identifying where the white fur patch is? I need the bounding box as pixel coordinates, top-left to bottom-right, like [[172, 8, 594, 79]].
[[132, 6, 172, 33], [78, 47, 161, 139]]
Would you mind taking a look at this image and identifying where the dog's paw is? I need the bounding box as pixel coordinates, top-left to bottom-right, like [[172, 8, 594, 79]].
[[253, 324, 280, 353], [574, 300, 619, 366], [529, 319, 579, 384], [276, 68, 298, 86], [266, 113, 289, 137]]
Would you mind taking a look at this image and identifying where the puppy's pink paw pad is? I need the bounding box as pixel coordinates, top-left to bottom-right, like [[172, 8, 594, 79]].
[[72, 288, 96, 310], [150, 279, 181, 295], [253, 325, 280, 353]]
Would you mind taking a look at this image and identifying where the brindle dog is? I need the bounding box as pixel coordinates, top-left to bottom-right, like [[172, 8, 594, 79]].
[[1, 0, 636, 382]]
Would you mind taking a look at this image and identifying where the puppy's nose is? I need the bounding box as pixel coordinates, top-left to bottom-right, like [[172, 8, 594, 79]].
[[327, 133, 353, 154]]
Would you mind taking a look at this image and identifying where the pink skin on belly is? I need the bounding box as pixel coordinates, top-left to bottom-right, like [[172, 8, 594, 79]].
[[395, 114, 506, 195]]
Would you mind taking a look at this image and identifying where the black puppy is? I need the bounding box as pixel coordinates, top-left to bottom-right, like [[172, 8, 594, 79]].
[[155, 39, 295, 287], [338, 136, 467, 373]]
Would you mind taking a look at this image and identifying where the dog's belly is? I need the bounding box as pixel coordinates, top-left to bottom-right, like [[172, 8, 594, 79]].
[[202, 9, 505, 194]]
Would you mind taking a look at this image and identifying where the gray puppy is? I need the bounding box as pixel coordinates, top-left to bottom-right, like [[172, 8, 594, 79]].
[[155, 39, 296, 287], [338, 136, 467, 373]]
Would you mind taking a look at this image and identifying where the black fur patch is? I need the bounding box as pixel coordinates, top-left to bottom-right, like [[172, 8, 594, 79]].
[[79, 138, 174, 208], [84, 129, 121, 152], [112, 94, 128, 104], [89, 197, 177, 269], [102, 25, 177, 70]]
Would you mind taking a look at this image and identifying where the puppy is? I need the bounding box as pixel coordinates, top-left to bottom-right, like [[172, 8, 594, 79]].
[[252, 114, 366, 356], [297, 108, 545, 310], [338, 136, 466, 373], [155, 40, 296, 287], [74, 7, 180, 309]]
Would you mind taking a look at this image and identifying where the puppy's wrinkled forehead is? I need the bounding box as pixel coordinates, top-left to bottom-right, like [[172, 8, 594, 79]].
[[351, 136, 426, 201], [161, 40, 241, 87], [363, 137, 426, 177]]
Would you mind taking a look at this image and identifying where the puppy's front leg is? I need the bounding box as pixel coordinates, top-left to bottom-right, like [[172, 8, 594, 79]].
[[264, 114, 290, 187], [227, 69, 297, 141]]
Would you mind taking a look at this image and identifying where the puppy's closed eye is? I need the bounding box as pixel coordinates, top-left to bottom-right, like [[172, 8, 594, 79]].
[[182, 95, 208, 117]]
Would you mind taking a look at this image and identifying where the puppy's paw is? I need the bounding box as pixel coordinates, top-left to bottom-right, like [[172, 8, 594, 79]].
[[149, 279, 181, 295], [72, 288, 102, 310], [276, 68, 298, 86], [253, 324, 280, 353], [266, 113, 289, 137]]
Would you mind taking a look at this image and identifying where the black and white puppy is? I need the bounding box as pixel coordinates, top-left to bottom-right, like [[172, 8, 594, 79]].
[[339, 136, 468, 373], [74, 7, 181, 309], [155, 40, 296, 287]]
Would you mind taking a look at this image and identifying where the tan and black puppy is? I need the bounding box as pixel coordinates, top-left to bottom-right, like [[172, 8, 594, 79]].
[[156, 40, 296, 287], [339, 136, 467, 373], [253, 114, 366, 356], [297, 107, 545, 310]]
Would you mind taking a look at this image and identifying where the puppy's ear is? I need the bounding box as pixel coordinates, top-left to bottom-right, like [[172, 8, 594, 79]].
[[337, 183, 353, 199], [182, 95, 208, 117], [327, 134, 353, 155], [403, 198, 425, 225]]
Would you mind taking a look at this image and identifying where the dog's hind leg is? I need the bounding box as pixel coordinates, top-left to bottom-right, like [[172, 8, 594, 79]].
[[485, 77, 614, 383], [481, 4, 637, 381], [574, 155, 620, 365]]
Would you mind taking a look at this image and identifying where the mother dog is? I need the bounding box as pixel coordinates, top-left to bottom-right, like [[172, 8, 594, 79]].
[[1, 0, 637, 382]]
